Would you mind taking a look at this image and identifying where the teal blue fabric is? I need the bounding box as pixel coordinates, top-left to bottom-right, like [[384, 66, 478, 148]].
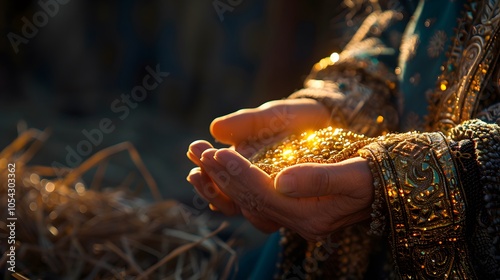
[[238, 232, 281, 279], [346, 0, 466, 130], [397, 0, 466, 129]]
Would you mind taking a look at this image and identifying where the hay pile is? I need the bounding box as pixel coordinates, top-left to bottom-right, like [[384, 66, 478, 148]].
[[0, 129, 236, 279]]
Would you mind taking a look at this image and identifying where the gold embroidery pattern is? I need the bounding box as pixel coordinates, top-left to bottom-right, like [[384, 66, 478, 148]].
[[359, 132, 475, 279], [427, 0, 500, 132]]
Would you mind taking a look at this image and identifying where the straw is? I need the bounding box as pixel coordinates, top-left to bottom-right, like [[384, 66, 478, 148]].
[[0, 129, 236, 279]]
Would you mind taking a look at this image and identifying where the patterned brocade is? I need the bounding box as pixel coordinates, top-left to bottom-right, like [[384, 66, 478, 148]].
[[427, 1, 500, 133], [359, 132, 475, 278]]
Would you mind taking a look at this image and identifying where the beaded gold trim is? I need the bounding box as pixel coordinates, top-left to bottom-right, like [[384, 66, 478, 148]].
[[359, 132, 476, 279]]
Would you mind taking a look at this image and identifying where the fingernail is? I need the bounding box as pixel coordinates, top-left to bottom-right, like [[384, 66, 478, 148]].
[[186, 168, 201, 184], [276, 173, 296, 194], [200, 148, 217, 159], [199, 157, 213, 167], [190, 145, 204, 159], [213, 149, 234, 164]]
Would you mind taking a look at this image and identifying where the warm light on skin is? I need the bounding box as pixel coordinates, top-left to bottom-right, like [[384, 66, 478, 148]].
[[48, 225, 59, 236]]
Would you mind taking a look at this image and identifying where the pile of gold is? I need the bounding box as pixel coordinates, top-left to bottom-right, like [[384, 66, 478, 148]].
[[0, 129, 235, 279], [250, 126, 373, 177]]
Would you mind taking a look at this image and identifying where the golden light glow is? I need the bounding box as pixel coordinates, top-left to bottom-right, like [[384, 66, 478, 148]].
[[307, 133, 317, 141], [440, 80, 448, 91], [319, 58, 330, 69], [209, 204, 217, 211], [376, 115, 384, 123], [329, 52, 340, 63], [282, 149, 293, 156], [305, 79, 325, 89], [48, 225, 59, 236], [313, 62, 322, 71], [45, 182, 55, 193]]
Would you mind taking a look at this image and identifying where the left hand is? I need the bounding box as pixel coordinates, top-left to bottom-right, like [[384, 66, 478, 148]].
[[187, 143, 374, 241]]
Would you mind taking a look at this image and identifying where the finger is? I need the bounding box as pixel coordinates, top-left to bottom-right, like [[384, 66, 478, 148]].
[[186, 167, 240, 216], [210, 99, 330, 145], [187, 140, 214, 166], [200, 148, 297, 225], [201, 149, 371, 239], [275, 157, 373, 199], [197, 149, 282, 232], [200, 148, 369, 235], [187, 144, 237, 211]]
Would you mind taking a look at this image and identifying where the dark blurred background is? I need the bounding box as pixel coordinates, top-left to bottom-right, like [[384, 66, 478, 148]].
[[0, 0, 361, 218]]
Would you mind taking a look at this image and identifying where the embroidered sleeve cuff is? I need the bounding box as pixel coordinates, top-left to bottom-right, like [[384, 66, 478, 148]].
[[358, 131, 476, 278]]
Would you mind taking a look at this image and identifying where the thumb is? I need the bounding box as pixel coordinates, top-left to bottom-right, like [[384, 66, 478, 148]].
[[210, 99, 330, 145], [274, 157, 372, 198]]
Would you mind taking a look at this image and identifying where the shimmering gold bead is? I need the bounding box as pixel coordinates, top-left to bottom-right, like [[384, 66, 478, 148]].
[[249, 126, 374, 177]]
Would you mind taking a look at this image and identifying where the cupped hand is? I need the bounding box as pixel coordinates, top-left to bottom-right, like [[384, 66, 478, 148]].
[[188, 146, 374, 241], [186, 98, 330, 231]]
